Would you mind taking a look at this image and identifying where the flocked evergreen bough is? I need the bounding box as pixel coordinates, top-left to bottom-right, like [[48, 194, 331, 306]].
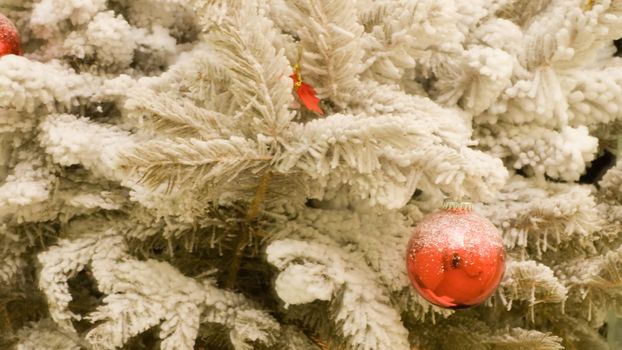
[[1, 0, 622, 349]]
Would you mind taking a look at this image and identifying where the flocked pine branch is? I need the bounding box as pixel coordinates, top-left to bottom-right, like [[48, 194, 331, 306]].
[[493, 0, 553, 27], [284, 207, 412, 293], [30, 0, 181, 72], [124, 89, 234, 140], [0, 56, 97, 113], [475, 1, 622, 134], [416, 316, 497, 350], [15, 319, 83, 350], [38, 231, 127, 331], [166, 47, 233, 108], [66, 11, 179, 71], [520, 0, 622, 71], [485, 327, 564, 350], [600, 158, 622, 201], [348, 81, 506, 202], [418, 316, 564, 350], [121, 0, 197, 36], [431, 46, 514, 115], [566, 62, 622, 128], [0, 109, 36, 139], [200, 286, 280, 350], [38, 114, 135, 182], [0, 226, 27, 286], [64, 11, 139, 68], [0, 155, 54, 221], [270, 0, 365, 108], [29, 0, 107, 39], [564, 245, 622, 322], [470, 14, 525, 56], [477, 124, 598, 182], [277, 113, 508, 208], [266, 238, 410, 350], [498, 260, 568, 320], [357, 0, 464, 84], [546, 313, 611, 350], [57, 180, 126, 212], [277, 326, 320, 350], [478, 176, 603, 258], [38, 226, 279, 349], [205, 1, 295, 139], [1, 167, 126, 226], [122, 136, 272, 196]]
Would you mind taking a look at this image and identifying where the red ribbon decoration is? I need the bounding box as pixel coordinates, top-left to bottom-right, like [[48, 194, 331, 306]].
[[291, 61, 323, 115]]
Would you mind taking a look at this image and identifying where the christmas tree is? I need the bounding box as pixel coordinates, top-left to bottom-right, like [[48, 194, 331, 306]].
[[1, 0, 622, 349]]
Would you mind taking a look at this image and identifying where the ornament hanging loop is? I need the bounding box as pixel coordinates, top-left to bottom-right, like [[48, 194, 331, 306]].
[[442, 199, 473, 212], [293, 46, 303, 90]]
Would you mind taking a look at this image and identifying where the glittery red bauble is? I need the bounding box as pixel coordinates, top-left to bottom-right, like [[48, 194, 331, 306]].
[[0, 13, 21, 57], [406, 201, 505, 309]]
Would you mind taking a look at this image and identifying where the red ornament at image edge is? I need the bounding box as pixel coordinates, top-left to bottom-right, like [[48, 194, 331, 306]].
[[406, 201, 505, 309], [0, 13, 22, 57]]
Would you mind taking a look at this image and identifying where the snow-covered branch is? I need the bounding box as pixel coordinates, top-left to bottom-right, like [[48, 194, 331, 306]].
[[267, 238, 410, 350]]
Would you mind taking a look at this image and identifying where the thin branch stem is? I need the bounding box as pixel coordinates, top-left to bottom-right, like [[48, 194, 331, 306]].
[[225, 171, 273, 289]]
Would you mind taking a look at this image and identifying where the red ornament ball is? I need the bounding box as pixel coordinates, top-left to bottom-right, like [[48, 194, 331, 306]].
[[406, 201, 505, 309], [0, 13, 21, 57]]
